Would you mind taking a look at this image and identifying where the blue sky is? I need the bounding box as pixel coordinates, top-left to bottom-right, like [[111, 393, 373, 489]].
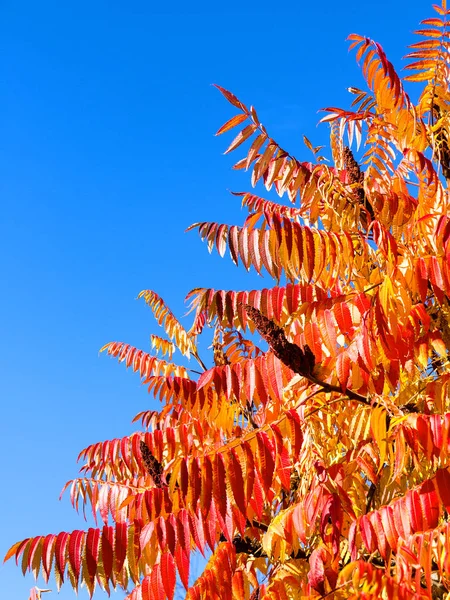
[[1, 1, 428, 598]]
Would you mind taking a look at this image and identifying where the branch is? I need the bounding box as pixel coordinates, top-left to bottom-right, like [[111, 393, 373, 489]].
[[308, 375, 370, 405], [192, 350, 208, 372], [243, 403, 259, 429], [365, 482, 377, 513], [219, 533, 308, 560], [246, 519, 268, 532]]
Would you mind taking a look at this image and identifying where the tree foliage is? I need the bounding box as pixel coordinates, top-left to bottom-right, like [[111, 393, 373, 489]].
[[6, 3, 450, 598]]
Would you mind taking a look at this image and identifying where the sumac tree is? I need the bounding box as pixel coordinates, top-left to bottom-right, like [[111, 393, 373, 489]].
[[6, 3, 450, 599]]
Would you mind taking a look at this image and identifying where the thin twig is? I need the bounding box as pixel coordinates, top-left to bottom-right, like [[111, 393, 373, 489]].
[[192, 350, 208, 372], [308, 376, 371, 405]]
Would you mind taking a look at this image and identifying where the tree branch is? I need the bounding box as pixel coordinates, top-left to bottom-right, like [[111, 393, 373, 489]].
[[219, 533, 308, 560]]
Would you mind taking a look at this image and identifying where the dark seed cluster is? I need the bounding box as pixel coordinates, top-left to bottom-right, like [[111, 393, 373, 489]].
[[213, 341, 230, 366], [140, 440, 164, 488], [245, 305, 315, 376], [343, 146, 375, 221]]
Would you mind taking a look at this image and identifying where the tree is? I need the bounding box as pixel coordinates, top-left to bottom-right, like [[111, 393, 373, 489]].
[[5, 2, 450, 598]]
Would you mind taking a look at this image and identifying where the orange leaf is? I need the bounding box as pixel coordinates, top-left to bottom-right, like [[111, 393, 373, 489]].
[[224, 124, 257, 154], [215, 113, 248, 136]]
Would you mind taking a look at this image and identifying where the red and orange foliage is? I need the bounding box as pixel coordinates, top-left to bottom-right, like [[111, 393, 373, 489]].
[[6, 3, 450, 598]]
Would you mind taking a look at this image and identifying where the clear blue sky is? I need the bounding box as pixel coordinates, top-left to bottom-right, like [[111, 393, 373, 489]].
[[1, 1, 427, 598]]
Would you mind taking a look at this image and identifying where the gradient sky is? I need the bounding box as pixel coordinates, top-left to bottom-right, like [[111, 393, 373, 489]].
[[1, 1, 428, 598]]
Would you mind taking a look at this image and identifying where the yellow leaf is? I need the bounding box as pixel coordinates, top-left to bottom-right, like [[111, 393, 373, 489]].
[[431, 333, 447, 357], [370, 406, 387, 472]]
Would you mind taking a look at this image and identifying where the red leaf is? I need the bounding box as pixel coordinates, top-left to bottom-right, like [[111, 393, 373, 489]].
[[42, 535, 55, 582], [256, 431, 275, 497], [357, 324, 374, 370], [242, 441, 255, 507], [359, 514, 376, 553], [156, 517, 167, 552], [308, 547, 327, 595], [228, 449, 246, 517], [273, 286, 285, 323], [334, 301, 354, 337], [190, 457, 202, 510], [151, 566, 164, 600], [200, 456, 213, 516], [196, 368, 215, 391], [321, 309, 338, 356], [292, 504, 307, 544], [228, 226, 240, 266], [213, 85, 246, 110], [177, 509, 191, 553], [254, 361, 268, 406], [101, 526, 114, 582], [248, 228, 262, 275], [304, 321, 323, 361], [140, 574, 150, 599], [204, 500, 217, 552], [419, 478, 439, 530], [249, 470, 264, 521], [336, 352, 350, 391], [68, 530, 84, 585], [393, 497, 411, 540], [114, 522, 128, 576], [54, 532, 69, 582], [238, 227, 251, 271], [286, 410, 303, 458], [379, 506, 398, 552], [271, 424, 291, 490], [28, 537, 43, 579], [430, 415, 443, 459], [160, 552, 176, 600], [430, 256, 444, 291], [189, 509, 206, 555], [180, 458, 189, 497], [370, 510, 388, 559], [320, 494, 343, 555], [266, 353, 284, 400], [98, 486, 110, 525], [434, 468, 450, 511], [140, 522, 154, 552], [406, 490, 423, 532], [175, 546, 190, 590], [213, 453, 228, 521], [166, 515, 177, 556], [85, 528, 100, 586]]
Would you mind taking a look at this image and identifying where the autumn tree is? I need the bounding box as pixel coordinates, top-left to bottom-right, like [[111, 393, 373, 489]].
[[6, 3, 450, 599]]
